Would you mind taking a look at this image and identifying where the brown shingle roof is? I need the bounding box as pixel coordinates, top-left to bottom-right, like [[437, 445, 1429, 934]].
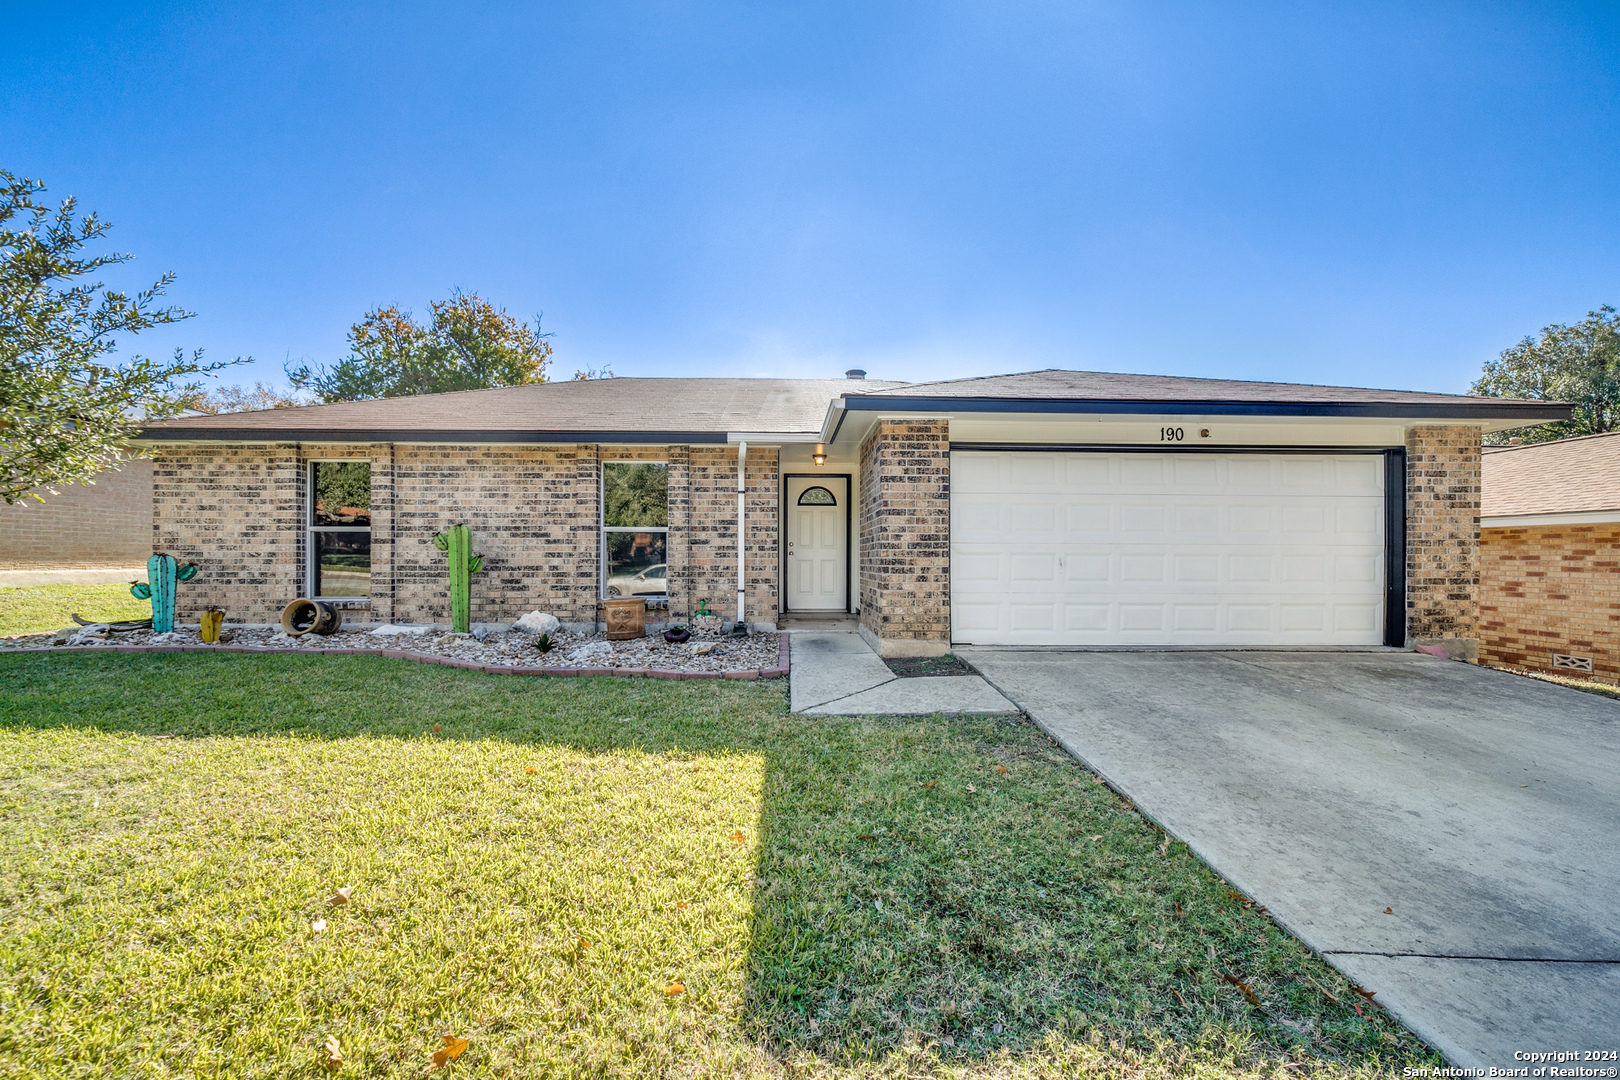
[[1482, 432, 1620, 517], [140, 378, 903, 442], [850, 368, 1556, 409]]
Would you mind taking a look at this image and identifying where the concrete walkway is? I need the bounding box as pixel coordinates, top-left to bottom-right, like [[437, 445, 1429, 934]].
[[788, 629, 1017, 714], [964, 647, 1620, 1069], [0, 567, 146, 587]]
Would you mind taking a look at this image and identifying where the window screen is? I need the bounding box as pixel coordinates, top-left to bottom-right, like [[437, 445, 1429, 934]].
[[603, 462, 668, 597], [309, 461, 371, 598]]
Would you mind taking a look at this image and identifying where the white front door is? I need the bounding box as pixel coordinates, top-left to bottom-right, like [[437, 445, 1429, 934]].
[[951, 451, 1387, 646], [786, 476, 849, 611]]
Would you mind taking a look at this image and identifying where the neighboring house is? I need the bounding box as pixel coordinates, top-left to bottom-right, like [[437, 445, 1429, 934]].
[[136, 369, 1563, 657], [0, 457, 154, 570], [1480, 432, 1620, 683]]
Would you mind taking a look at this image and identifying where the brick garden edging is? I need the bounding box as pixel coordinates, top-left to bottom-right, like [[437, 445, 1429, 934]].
[[91, 633, 791, 681]]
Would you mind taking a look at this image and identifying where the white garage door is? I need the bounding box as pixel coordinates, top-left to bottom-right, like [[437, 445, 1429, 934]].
[[951, 451, 1386, 646]]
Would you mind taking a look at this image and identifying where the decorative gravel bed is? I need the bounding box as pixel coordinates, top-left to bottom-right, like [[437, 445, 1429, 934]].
[[0, 623, 788, 678]]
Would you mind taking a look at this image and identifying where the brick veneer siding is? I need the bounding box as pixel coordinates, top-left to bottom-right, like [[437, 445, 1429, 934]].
[[151, 444, 306, 623], [1405, 424, 1482, 658], [1480, 522, 1620, 683], [0, 457, 154, 569], [149, 441, 779, 628], [688, 446, 779, 626], [857, 419, 950, 656]]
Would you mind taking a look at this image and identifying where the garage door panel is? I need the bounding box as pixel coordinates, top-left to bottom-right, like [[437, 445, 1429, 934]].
[[951, 451, 1387, 646], [1065, 457, 1111, 485]]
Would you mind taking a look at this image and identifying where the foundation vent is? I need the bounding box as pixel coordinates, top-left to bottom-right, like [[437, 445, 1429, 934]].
[[1552, 653, 1595, 673]]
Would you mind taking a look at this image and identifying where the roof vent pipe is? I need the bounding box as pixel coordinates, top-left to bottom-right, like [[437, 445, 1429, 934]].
[[845, 369, 866, 380]]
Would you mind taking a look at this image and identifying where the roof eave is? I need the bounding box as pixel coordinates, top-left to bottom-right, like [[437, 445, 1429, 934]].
[[134, 428, 735, 444], [837, 395, 1574, 421]]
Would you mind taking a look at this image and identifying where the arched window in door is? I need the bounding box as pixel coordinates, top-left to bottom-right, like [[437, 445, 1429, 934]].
[[797, 486, 837, 506]]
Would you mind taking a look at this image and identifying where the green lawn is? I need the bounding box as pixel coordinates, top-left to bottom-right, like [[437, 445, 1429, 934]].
[[0, 652, 1435, 1078], [0, 582, 150, 637]]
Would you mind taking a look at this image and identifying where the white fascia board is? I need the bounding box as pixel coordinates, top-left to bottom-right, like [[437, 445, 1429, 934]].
[[1482, 509, 1620, 528], [818, 400, 845, 443], [726, 432, 820, 445]]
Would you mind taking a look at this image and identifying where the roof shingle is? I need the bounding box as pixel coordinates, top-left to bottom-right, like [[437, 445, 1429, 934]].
[[1482, 432, 1620, 517], [141, 378, 902, 440], [850, 368, 1552, 407]]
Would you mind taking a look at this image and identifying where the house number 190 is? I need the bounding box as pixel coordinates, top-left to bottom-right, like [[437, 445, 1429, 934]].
[[1160, 426, 1185, 441]]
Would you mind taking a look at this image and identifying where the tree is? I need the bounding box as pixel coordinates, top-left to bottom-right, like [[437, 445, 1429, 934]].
[[288, 291, 552, 401], [1472, 306, 1620, 444], [180, 381, 315, 414], [1, 171, 241, 504]]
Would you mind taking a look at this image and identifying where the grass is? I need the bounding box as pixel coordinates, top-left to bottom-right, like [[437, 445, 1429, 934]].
[[0, 583, 150, 637], [0, 652, 1437, 1078]]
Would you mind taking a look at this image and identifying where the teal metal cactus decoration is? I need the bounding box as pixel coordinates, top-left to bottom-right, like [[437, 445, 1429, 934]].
[[130, 553, 197, 633], [431, 523, 485, 633]]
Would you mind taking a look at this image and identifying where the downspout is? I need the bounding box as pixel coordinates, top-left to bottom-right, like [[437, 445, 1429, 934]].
[[736, 441, 747, 631]]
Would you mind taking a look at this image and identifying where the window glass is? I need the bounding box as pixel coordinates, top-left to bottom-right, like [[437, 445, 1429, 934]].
[[312, 461, 371, 525], [605, 532, 668, 596], [797, 486, 836, 506], [313, 530, 371, 597], [603, 463, 668, 527]]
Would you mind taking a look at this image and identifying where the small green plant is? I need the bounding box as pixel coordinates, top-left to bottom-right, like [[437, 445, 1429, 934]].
[[430, 523, 484, 633], [535, 631, 554, 654]]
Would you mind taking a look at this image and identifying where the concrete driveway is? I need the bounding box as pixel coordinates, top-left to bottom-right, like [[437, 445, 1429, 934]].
[[961, 649, 1620, 1069]]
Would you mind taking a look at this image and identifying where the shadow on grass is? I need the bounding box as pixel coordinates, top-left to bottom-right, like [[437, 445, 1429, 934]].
[[0, 650, 1432, 1072]]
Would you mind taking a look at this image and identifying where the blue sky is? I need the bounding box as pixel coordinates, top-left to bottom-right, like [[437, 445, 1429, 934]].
[[5, 2, 1619, 395]]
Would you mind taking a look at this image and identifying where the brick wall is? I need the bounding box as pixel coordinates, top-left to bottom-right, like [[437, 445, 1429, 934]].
[[150, 441, 779, 628], [151, 444, 304, 623], [688, 446, 779, 626], [389, 444, 601, 625], [1404, 425, 1482, 658], [0, 457, 154, 569], [1480, 522, 1620, 683], [857, 419, 950, 656]]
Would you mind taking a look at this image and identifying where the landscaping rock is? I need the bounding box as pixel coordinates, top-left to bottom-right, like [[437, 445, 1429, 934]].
[[514, 611, 561, 635], [566, 640, 613, 663], [371, 624, 431, 637], [4, 621, 782, 675], [691, 642, 721, 657]]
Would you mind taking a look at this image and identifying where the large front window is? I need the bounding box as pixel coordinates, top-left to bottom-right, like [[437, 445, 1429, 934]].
[[309, 461, 371, 598], [603, 462, 668, 598]]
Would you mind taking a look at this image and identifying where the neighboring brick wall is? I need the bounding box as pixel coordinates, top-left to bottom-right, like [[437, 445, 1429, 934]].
[[151, 444, 304, 623], [1405, 425, 1482, 658], [149, 441, 780, 628], [1480, 522, 1620, 683], [0, 457, 154, 569], [857, 419, 950, 656]]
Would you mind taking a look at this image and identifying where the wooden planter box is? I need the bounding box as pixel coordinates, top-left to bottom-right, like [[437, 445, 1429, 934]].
[[604, 597, 647, 640]]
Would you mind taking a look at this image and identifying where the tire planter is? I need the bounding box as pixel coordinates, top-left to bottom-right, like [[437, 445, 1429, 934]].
[[280, 598, 344, 637]]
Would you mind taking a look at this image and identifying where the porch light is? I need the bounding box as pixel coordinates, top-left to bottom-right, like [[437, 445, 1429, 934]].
[[813, 444, 826, 466], [813, 453, 826, 466]]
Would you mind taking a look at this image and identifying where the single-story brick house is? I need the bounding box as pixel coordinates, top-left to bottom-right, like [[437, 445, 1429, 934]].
[[1479, 431, 1620, 682], [136, 369, 1565, 657]]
